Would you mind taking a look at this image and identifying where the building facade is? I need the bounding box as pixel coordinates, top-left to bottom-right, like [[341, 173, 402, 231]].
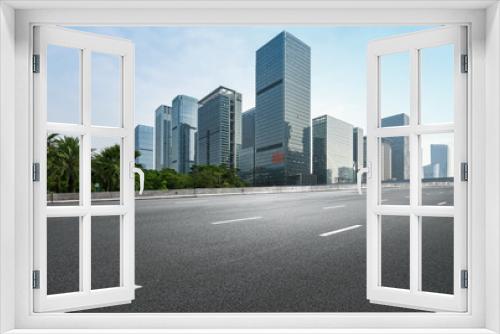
[[254, 31, 311, 186], [197, 86, 242, 169], [171, 95, 198, 174], [423, 144, 449, 178], [154, 105, 172, 170], [239, 108, 256, 185], [135, 125, 154, 170], [353, 127, 364, 183], [380, 113, 410, 181], [312, 115, 354, 184]]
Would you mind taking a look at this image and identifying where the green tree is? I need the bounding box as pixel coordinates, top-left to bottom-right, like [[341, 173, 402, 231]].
[[91, 144, 120, 192], [47, 134, 80, 193]]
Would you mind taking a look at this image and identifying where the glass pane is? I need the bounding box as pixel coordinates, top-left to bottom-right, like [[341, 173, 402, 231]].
[[91, 137, 121, 205], [380, 137, 410, 205], [420, 45, 454, 125], [91, 216, 121, 289], [381, 215, 410, 289], [47, 134, 80, 206], [421, 133, 454, 206], [380, 52, 410, 127], [421, 217, 454, 294], [47, 45, 81, 124], [92, 52, 122, 127], [47, 217, 80, 294]]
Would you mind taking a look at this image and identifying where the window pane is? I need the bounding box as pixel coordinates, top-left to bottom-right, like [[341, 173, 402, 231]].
[[47, 45, 81, 124], [91, 137, 121, 205], [421, 133, 454, 206], [47, 134, 80, 206], [91, 216, 121, 290], [420, 45, 454, 125], [47, 217, 80, 294], [92, 52, 122, 127], [381, 215, 410, 290], [380, 137, 410, 205], [421, 217, 454, 294], [380, 52, 410, 127]]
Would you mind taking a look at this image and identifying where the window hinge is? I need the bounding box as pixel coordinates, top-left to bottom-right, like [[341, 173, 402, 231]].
[[461, 54, 468, 73], [32, 162, 40, 182], [32, 270, 40, 289], [461, 162, 468, 182], [32, 54, 40, 73], [461, 269, 468, 289]]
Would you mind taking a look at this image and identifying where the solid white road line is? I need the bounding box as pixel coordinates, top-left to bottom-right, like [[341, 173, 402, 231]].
[[323, 205, 346, 210], [437, 201, 447, 206], [211, 216, 263, 225], [381, 199, 388, 203], [319, 225, 363, 237]]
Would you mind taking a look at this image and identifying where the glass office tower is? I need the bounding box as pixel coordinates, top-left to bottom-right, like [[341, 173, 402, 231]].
[[154, 105, 172, 170], [197, 86, 242, 169], [239, 108, 256, 185], [135, 125, 154, 170], [312, 115, 354, 184], [254, 31, 311, 186], [381, 113, 410, 181], [171, 95, 198, 174]]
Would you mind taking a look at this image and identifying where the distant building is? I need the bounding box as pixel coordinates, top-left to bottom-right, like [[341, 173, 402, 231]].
[[154, 105, 172, 170], [197, 86, 242, 169], [239, 108, 256, 185], [312, 115, 354, 184], [381, 141, 392, 181], [254, 31, 311, 186], [423, 144, 449, 178], [381, 113, 410, 181], [353, 127, 364, 182], [135, 125, 154, 170], [171, 95, 198, 174]]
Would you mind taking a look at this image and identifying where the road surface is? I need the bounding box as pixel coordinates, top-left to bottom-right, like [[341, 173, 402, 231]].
[[47, 186, 454, 312]]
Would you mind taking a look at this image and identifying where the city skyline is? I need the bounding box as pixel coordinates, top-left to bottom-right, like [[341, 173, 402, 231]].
[[65, 25, 450, 132]]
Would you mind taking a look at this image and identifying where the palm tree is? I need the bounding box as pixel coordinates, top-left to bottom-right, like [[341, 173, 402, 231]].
[[92, 144, 121, 192], [47, 134, 79, 193]]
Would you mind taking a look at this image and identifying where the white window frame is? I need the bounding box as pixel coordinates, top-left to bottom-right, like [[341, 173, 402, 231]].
[[0, 1, 499, 333]]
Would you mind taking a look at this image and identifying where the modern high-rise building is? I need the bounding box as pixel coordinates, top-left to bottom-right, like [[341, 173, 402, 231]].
[[239, 108, 256, 184], [171, 95, 198, 174], [423, 144, 449, 178], [197, 86, 242, 169], [381, 113, 410, 181], [154, 105, 172, 170], [312, 115, 354, 184], [254, 31, 311, 186], [135, 125, 154, 170], [353, 127, 364, 182]]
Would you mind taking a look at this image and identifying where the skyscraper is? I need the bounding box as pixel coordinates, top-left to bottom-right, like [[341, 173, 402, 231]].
[[197, 86, 242, 168], [171, 95, 198, 174], [154, 105, 172, 170], [312, 115, 354, 184], [353, 127, 364, 182], [381, 113, 410, 181], [254, 31, 311, 186], [423, 144, 449, 178], [135, 125, 154, 170], [239, 108, 256, 184]]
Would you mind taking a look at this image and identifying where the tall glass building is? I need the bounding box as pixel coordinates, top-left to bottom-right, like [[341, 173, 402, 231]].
[[197, 86, 242, 169], [154, 105, 172, 170], [381, 113, 410, 181], [135, 125, 154, 170], [353, 127, 364, 183], [171, 95, 198, 174], [312, 115, 354, 184], [254, 31, 311, 186], [239, 108, 256, 185], [423, 144, 449, 179]]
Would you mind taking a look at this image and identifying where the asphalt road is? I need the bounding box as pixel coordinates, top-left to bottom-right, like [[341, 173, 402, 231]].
[[47, 186, 454, 312]]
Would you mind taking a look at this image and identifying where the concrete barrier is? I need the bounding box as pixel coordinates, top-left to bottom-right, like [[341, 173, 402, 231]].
[[47, 181, 453, 203]]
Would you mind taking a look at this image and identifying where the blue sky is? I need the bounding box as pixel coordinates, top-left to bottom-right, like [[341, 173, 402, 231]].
[[53, 25, 452, 132]]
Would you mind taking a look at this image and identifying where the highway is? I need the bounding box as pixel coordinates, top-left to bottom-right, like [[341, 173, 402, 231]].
[[48, 186, 454, 312]]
